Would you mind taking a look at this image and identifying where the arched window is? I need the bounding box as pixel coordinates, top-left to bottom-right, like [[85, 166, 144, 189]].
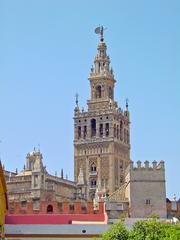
[[91, 179, 96, 188], [120, 121, 123, 141], [91, 119, 96, 137], [99, 123, 103, 137], [105, 123, 109, 136], [47, 204, 53, 213], [95, 85, 102, 98], [78, 126, 81, 139], [83, 126, 87, 139], [91, 163, 96, 173], [109, 87, 113, 99]]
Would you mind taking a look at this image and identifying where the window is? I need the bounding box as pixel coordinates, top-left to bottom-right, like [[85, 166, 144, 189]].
[[21, 200, 27, 208], [120, 121, 123, 141], [91, 119, 96, 137], [47, 204, 53, 213], [95, 85, 102, 98], [91, 163, 96, 173], [83, 126, 87, 139], [91, 179, 96, 188], [145, 199, 151, 205], [81, 205, 87, 213], [69, 204, 75, 212], [109, 87, 113, 99], [105, 123, 109, 137], [99, 124, 103, 137], [78, 126, 81, 139]]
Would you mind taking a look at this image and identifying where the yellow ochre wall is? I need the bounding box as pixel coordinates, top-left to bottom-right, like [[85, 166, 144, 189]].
[[0, 162, 7, 228]]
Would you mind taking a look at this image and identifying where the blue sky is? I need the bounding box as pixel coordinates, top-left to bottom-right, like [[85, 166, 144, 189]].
[[0, 0, 179, 199]]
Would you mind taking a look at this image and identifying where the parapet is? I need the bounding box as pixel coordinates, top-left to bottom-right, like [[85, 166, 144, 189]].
[[129, 160, 165, 171]]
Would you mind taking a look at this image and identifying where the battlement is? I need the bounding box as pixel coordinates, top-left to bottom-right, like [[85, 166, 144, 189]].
[[129, 160, 165, 171]]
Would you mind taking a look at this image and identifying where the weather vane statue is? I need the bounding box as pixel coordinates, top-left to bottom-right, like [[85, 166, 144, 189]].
[[95, 25, 107, 42]]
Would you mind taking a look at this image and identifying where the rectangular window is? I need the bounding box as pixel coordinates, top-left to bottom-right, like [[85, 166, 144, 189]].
[[145, 199, 151, 205]]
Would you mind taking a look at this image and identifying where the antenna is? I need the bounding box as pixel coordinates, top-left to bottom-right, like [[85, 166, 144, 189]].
[[95, 25, 107, 42]]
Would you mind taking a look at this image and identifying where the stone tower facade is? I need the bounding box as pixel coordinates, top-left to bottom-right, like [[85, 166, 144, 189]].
[[74, 35, 131, 199]]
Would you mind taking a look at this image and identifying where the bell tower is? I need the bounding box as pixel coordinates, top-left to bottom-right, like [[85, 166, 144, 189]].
[[74, 27, 131, 199]]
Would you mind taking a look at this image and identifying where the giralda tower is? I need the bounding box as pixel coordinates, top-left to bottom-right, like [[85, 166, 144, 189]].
[[74, 27, 130, 199]]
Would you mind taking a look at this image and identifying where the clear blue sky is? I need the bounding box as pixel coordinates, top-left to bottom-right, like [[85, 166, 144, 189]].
[[0, 0, 179, 199]]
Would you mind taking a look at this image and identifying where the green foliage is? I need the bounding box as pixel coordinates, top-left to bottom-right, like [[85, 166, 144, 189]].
[[101, 220, 180, 240], [101, 222, 129, 240], [150, 213, 160, 220], [129, 220, 166, 240]]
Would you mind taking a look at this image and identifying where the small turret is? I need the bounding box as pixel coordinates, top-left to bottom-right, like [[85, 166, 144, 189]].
[[61, 168, 64, 179]]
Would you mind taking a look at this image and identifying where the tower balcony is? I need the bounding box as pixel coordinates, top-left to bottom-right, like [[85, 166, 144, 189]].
[[90, 171, 97, 176], [89, 186, 96, 190]]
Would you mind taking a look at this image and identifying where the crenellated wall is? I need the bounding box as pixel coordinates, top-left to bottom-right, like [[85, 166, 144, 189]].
[[125, 160, 167, 218]]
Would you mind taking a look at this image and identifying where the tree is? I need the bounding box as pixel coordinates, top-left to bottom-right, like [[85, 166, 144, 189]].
[[101, 222, 129, 240], [129, 220, 180, 240], [101, 220, 180, 240], [129, 220, 166, 240]]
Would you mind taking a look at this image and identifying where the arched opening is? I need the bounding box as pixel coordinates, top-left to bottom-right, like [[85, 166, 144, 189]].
[[105, 123, 109, 137], [91, 163, 97, 173], [109, 87, 113, 99], [99, 123, 103, 137], [47, 204, 53, 213], [90, 179, 96, 188], [78, 126, 81, 139], [83, 126, 87, 139], [91, 119, 96, 137], [120, 121, 123, 141], [95, 85, 102, 98]]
